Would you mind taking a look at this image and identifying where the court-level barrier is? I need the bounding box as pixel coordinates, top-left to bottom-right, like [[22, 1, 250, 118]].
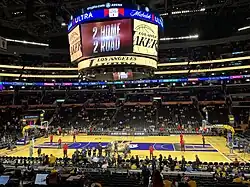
[[86, 130, 215, 136], [87, 131, 163, 136]]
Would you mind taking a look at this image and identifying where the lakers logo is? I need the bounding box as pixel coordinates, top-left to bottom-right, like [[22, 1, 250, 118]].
[[133, 20, 158, 56]]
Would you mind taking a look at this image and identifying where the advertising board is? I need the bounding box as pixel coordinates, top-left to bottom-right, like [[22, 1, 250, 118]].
[[68, 25, 82, 62]]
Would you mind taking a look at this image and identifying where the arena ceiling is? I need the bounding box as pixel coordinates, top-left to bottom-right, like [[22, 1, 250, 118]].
[[0, 0, 249, 44]]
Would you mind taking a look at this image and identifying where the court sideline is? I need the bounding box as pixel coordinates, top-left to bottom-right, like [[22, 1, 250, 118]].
[[0, 135, 246, 162]]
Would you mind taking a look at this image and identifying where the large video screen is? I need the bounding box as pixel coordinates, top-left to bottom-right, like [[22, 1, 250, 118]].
[[113, 72, 133, 80], [69, 18, 159, 70], [133, 19, 158, 57], [81, 19, 132, 59]]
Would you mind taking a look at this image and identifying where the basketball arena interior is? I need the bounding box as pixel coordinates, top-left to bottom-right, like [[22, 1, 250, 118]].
[[0, 0, 250, 186]]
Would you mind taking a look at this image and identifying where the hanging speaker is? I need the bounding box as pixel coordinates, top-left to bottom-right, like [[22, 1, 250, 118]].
[[26, 0, 35, 21]]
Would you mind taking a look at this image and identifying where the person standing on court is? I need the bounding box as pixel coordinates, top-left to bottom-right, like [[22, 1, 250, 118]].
[[149, 145, 154, 160], [180, 132, 183, 143], [73, 132, 76, 142], [58, 137, 62, 149], [63, 143, 68, 158], [29, 145, 33, 158], [180, 138, 185, 152], [202, 135, 205, 148], [37, 147, 42, 157], [229, 141, 234, 154], [50, 134, 53, 145]]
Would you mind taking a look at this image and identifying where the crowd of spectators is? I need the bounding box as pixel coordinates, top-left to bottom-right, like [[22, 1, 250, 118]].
[[0, 83, 249, 134], [0, 148, 250, 187]]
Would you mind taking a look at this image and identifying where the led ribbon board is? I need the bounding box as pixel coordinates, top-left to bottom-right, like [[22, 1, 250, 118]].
[[68, 7, 163, 31], [1, 74, 250, 86]]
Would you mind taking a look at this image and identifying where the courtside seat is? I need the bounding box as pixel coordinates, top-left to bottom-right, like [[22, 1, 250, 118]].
[[34, 157, 40, 164], [209, 162, 213, 166], [240, 162, 245, 167], [203, 161, 208, 165]]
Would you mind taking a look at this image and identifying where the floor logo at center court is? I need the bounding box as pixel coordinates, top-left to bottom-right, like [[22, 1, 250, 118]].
[[34, 142, 217, 152]]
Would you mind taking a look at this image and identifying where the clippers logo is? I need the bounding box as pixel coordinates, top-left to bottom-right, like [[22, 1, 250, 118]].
[[104, 8, 124, 18], [109, 8, 119, 17], [133, 20, 158, 57]]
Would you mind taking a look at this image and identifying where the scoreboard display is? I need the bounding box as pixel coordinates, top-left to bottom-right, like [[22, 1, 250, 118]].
[[81, 19, 132, 58], [68, 3, 162, 71]]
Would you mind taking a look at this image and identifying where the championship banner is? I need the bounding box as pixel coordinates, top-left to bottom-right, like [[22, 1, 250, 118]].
[[68, 25, 82, 62], [78, 55, 157, 69], [0, 36, 7, 51], [133, 19, 158, 57]]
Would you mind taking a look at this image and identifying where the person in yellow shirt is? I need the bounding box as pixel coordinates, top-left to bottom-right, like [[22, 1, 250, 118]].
[[242, 179, 250, 185], [49, 154, 56, 166], [221, 171, 226, 177], [91, 183, 102, 187], [131, 163, 137, 170], [233, 176, 242, 183], [188, 179, 197, 187], [216, 166, 221, 173], [51, 167, 57, 173], [175, 163, 180, 171], [163, 178, 172, 187]]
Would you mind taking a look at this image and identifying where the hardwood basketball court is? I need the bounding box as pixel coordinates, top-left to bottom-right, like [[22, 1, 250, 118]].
[[0, 135, 248, 163]]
